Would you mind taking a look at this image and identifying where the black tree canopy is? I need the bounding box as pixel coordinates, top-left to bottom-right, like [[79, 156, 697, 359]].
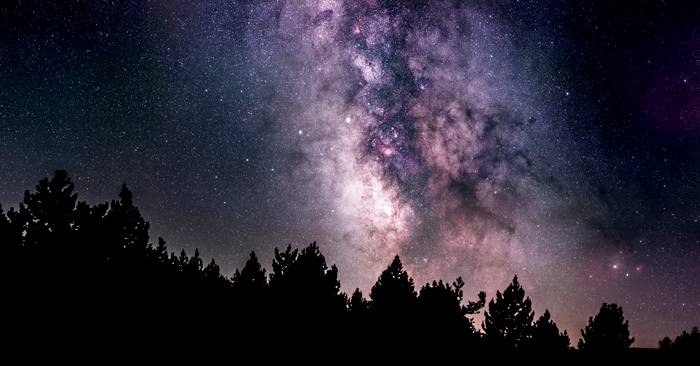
[[578, 303, 635, 351], [369, 255, 417, 314], [482, 275, 534, 348], [529, 309, 571, 351]]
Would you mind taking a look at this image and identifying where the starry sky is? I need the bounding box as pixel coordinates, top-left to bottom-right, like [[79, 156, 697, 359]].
[[1, 0, 698, 347]]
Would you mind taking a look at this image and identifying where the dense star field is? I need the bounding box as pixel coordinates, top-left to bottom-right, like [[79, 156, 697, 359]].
[[1, 1, 698, 348]]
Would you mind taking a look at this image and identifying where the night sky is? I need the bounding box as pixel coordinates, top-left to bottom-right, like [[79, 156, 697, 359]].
[[1, 1, 698, 347]]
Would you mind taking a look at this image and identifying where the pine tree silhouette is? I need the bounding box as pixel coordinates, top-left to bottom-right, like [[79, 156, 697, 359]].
[[3, 170, 248, 347], [18, 170, 78, 249], [106, 183, 150, 257], [230, 251, 270, 343], [232, 251, 268, 291], [578, 303, 634, 351], [482, 275, 534, 348], [268, 242, 347, 343], [416, 278, 483, 347], [368, 254, 417, 339]]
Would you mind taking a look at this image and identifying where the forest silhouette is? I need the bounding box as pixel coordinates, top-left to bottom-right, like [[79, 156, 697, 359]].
[[1, 171, 697, 360]]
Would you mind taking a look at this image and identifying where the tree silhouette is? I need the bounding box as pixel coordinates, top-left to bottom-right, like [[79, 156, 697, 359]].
[[230, 250, 269, 334], [417, 278, 486, 347], [659, 336, 673, 349], [269, 243, 345, 310], [186, 248, 204, 277], [345, 287, 370, 347], [578, 303, 634, 351], [105, 183, 150, 257], [349, 288, 369, 313], [659, 326, 700, 352], [369, 255, 417, 312], [365, 255, 417, 347], [232, 251, 268, 292], [268, 242, 347, 343], [15, 170, 78, 249], [269, 244, 299, 287], [528, 309, 571, 351], [418, 278, 483, 331], [12, 169, 677, 354], [0, 204, 22, 251], [2, 170, 246, 344], [155, 237, 169, 265], [482, 275, 534, 348], [672, 327, 700, 351]]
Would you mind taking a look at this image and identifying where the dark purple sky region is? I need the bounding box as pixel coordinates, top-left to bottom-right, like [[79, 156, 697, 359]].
[[1, 1, 698, 348]]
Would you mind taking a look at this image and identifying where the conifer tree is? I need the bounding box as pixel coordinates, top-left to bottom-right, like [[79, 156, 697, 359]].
[[230, 251, 269, 335], [369, 255, 417, 315], [266, 242, 346, 344], [269, 242, 346, 314], [203, 258, 222, 282], [18, 170, 78, 248], [186, 248, 204, 277], [155, 237, 169, 264], [106, 184, 150, 254], [482, 275, 534, 348], [417, 277, 485, 335], [177, 249, 189, 271], [269, 244, 298, 288], [578, 303, 634, 351], [232, 251, 268, 292]]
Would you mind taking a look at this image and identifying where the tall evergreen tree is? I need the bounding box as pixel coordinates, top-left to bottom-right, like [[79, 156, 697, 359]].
[[17, 170, 78, 248], [482, 275, 534, 348], [186, 248, 204, 277], [268, 242, 347, 337], [369, 255, 417, 318], [232, 251, 268, 293], [578, 303, 634, 351], [269, 244, 298, 288], [230, 251, 269, 337], [106, 184, 150, 255], [155, 237, 170, 265]]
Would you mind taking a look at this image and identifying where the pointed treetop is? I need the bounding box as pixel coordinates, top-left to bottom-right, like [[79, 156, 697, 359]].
[[119, 183, 133, 206], [232, 251, 268, 288], [482, 275, 535, 348], [370, 254, 416, 309]]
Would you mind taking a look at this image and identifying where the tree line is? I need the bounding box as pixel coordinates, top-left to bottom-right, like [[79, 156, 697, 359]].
[[1, 171, 697, 355]]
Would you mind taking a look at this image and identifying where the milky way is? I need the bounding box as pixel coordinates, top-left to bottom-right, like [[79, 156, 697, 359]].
[[1, 1, 698, 347]]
